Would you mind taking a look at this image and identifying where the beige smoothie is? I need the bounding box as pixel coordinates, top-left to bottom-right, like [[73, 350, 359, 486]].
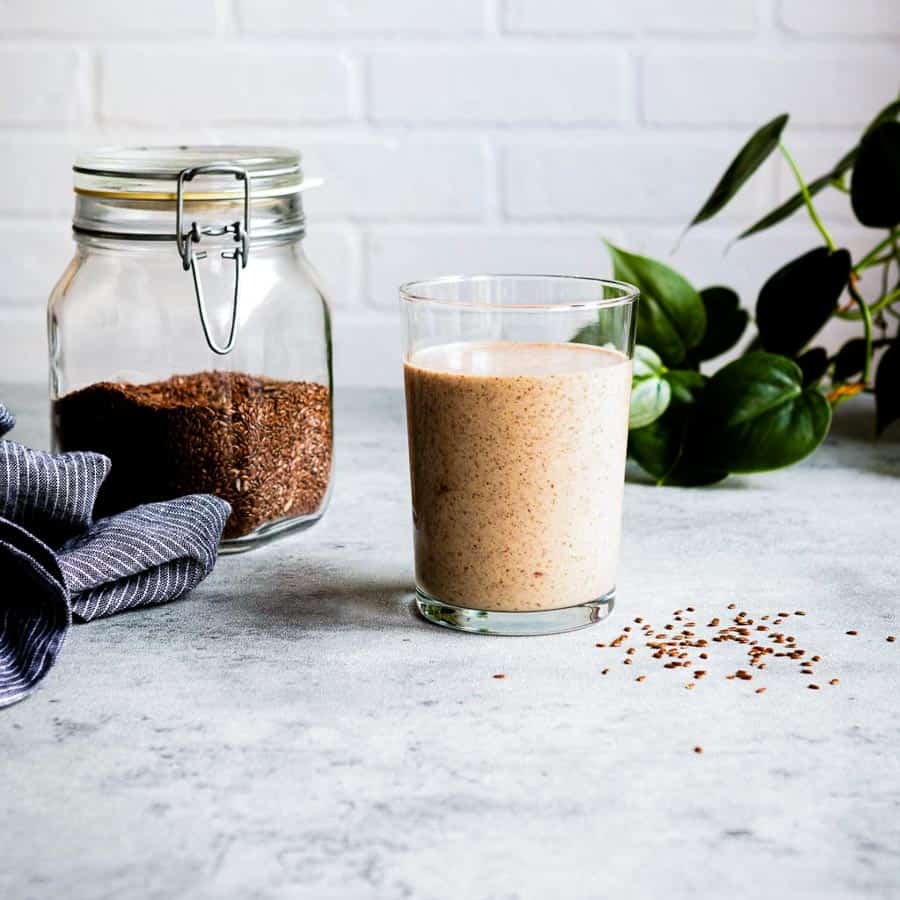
[[404, 340, 632, 612]]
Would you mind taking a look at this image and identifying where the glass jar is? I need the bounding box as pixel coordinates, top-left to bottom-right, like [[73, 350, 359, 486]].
[[48, 146, 334, 552]]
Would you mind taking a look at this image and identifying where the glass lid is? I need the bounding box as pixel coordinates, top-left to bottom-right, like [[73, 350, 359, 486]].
[[73, 145, 307, 200]]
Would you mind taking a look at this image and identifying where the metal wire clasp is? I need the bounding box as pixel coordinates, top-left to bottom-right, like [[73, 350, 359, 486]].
[[175, 164, 251, 356]]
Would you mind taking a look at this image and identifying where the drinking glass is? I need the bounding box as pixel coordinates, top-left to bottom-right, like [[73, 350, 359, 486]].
[[401, 275, 638, 636]]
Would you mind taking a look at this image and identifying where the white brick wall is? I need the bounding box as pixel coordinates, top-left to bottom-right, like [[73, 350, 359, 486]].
[[0, 0, 897, 386]]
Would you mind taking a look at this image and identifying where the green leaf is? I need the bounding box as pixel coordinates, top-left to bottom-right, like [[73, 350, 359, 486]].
[[756, 247, 851, 356], [572, 322, 614, 348], [851, 121, 900, 229], [862, 96, 900, 135], [605, 240, 706, 366], [832, 338, 867, 383], [628, 368, 725, 485], [632, 344, 666, 379], [737, 170, 843, 242], [686, 114, 789, 230], [695, 352, 832, 472], [629, 408, 684, 481], [737, 97, 900, 241], [875, 340, 900, 435], [665, 369, 706, 405], [795, 347, 829, 386], [630, 346, 671, 429], [630, 379, 671, 430], [689, 286, 748, 362]]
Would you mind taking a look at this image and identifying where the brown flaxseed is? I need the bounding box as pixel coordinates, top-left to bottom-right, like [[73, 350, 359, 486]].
[[846, 630, 858, 636], [829, 678, 839, 686], [55, 372, 332, 540]]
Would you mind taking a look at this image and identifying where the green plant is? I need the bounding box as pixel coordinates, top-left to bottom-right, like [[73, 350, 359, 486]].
[[584, 96, 900, 485]]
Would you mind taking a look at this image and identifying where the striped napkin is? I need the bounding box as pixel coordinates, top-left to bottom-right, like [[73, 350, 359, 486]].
[[0, 400, 230, 708]]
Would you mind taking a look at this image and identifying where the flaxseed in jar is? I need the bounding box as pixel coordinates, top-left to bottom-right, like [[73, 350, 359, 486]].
[[48, 146, 334, 551]]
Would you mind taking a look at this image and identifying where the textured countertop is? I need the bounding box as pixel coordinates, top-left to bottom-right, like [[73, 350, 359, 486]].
[[3, 385, 899, 900]]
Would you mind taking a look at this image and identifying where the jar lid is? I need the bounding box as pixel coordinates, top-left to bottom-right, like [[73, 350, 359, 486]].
[[74, 145, 307, 200]]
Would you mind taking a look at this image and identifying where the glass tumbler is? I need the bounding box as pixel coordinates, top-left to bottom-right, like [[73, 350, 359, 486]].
[[401, 275, 638, 636]]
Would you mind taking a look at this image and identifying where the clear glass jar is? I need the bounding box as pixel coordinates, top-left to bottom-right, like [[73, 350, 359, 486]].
[[48, 146, 333, 552]]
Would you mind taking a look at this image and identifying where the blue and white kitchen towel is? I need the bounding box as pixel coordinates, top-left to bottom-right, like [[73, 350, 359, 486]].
[[0, 400, 230, 708]]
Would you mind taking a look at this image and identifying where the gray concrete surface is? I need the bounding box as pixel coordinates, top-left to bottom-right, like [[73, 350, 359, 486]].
[[2, 385, 899, 900]]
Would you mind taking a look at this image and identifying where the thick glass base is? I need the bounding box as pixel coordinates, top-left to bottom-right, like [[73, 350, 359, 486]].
[[415, 587, 615, 636], [219, 509, 325, 554]]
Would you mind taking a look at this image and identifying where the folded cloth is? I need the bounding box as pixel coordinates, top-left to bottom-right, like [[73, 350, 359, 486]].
[[1, 439, 111, 542], [0, 401, 13, 434], [0, 399, 230, 708], [0, 518, 70, 708], [59, 495, 230, 622]]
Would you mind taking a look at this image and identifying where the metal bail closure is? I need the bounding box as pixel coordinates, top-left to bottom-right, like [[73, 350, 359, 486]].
[[175, 164, 251, 356]]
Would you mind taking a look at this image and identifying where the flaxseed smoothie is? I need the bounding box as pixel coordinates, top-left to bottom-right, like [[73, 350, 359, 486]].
[[404, 340, 632, 612]]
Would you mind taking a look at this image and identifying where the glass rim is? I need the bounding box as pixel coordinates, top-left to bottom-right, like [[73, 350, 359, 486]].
[[399, 274, 639, 312]]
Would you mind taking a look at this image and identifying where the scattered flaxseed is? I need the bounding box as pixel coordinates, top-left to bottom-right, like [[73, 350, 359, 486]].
[[887, 636, 896, 643], [594, 602, 837, 695], [829, 678, 839, 686], [808, 684, 820, 690], [601, 668, 609, 675], [595, 643, 605, 648], [493, 674, 505, 680], [694, 745, 703, 753], [846, 630, 858, 636]]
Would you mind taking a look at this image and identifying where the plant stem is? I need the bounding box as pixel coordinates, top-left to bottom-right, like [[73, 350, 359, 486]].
[[847, 279, 874, 384], [830, 175, 850, 194], [853, 231, 898, 273], [779, 142, 836, 252], [836, 284, 900, 320]]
